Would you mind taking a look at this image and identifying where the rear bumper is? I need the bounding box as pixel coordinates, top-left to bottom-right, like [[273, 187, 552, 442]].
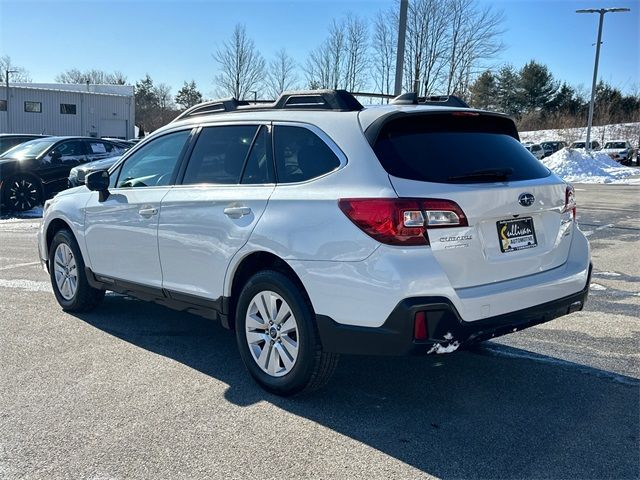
[[316, 264, 591, 355]]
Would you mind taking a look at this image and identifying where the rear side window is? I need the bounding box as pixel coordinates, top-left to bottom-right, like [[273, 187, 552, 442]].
[[183, 125, 258, 185], [273, 126, 340, 183], [372, 114, 550, 184]]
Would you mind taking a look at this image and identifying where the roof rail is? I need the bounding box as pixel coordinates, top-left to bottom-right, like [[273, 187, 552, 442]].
[[172, 98, 250, 123], [390, 92, 470, 108], [274, 89, 364, 111], [171, 89, 364, 123]]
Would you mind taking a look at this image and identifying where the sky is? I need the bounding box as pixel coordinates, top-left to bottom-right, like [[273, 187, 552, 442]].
[[0, 0, 638, 99]]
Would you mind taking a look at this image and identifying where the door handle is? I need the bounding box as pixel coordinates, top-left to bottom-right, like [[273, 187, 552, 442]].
[[138, 206, 158, 217], [223, 206, 252, 219]]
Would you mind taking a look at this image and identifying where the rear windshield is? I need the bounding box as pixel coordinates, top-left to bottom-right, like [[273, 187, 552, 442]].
[[605, 142, 626, 149], [372, 113, 550, 184]]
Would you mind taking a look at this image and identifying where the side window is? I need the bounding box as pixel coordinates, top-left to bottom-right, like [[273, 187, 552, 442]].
[[115, 130, 190, 188], [109, 164, 122, 189], [241, 126, 274, 184], [273, 126, 341, 183], [182, 125, 258, 185], [50, 140, 86, 162]]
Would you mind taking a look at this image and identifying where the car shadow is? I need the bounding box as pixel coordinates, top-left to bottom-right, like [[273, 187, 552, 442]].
[[72, 293, 639, 479]]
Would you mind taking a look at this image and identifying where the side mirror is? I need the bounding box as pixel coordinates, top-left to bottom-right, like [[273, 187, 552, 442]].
[[86, 170, 110, 201]]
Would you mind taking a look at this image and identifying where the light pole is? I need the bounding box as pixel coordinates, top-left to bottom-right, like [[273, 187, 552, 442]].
[[394, 0, 408, 96], [576, 7, 630, 152], [5, 69, 17, 133]]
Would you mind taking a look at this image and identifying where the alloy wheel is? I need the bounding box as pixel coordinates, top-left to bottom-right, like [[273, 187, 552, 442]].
[[245, 290, 299, 377], [53, 243, 78, 300]]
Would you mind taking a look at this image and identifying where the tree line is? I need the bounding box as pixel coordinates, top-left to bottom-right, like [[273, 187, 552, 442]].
[[468, 62, 640, 131]]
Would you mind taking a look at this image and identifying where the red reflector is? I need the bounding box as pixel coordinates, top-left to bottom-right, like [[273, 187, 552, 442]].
[[414, 311, 428, 340], [451, 111, 480, 116]]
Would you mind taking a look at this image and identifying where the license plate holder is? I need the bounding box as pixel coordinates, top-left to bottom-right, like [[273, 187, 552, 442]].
[[497, 217, 537, 253]]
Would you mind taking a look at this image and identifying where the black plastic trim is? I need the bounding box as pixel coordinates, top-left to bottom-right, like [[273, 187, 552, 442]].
[[316, 264, 592, 356], [85, 268, 228, 323]]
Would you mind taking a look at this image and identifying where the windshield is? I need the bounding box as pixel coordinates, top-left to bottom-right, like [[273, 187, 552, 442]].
[[605, 142, 626, 149], [0, 139, 56, 159], [372, 113, 550, 184], [572, 142, 585, 149]]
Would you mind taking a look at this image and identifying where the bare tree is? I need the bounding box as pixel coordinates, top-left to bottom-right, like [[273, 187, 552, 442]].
[[305, 15, 368, 92], [213, 24, 266, 100], [55, 69, 128, 84], [0, 55, 31, 82], [266, 49, 298, 98], [371, 9, 396, 100], [445, 0, 504, 96], [343, 14, 369, 92]]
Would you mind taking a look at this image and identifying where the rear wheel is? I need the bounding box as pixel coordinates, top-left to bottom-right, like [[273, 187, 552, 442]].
[[49, 229, 105, 312], [235, 270, 338, 396], [2, 174, 42, 212]]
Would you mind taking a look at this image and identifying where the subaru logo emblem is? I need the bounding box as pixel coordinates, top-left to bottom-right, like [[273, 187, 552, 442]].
[[518, 193, 535, 207]]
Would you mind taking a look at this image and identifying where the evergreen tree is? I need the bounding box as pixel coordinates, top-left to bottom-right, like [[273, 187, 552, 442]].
[[495, 65, 521, 115], [518, 61, 558, 112], [175, 80, 203, 109], [468, 70, 497, 110]]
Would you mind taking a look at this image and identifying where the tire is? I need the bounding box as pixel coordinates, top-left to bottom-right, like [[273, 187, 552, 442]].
[[235, 270, 339, 396], [2, 174, 42, 212], [49, 229, 105, 312]]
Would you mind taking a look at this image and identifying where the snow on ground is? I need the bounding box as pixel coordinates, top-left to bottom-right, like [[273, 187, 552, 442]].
[[520, 122, 640, 145], [542, 148, 640, 184], [0, 206, 43, 222]]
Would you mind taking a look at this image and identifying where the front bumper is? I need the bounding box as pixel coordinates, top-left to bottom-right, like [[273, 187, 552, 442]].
[[316, 264, 591, 356]]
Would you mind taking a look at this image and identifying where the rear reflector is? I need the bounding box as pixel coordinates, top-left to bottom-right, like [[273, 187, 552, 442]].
[[338, 198, 468, 246], [414, 311, 428, 340]]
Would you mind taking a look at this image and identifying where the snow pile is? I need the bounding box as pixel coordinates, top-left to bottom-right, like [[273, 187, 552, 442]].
[[542, 148, 639, 183]]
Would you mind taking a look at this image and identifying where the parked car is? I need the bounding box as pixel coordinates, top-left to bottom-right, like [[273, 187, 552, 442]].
[[602, 140, 634, 166], [540, 141, 567, 158], [523, 143, 545, 160], [0, 137, 127, 211], [570, 140, 600, 150], [0, 134, 49, 155], [68, 156, 121, 187], [38, 90, 591, 395]]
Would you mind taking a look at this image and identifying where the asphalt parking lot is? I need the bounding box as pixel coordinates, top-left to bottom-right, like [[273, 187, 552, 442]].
[[0, 183, 638, 479]]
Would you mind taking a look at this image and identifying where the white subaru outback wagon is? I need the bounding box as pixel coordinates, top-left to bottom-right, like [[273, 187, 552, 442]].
[[38, 90, 591, 396]]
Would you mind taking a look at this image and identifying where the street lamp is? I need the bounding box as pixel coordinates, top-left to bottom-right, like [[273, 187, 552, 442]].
[[5, 69, 18, 133], [576, 7, 630, 152]]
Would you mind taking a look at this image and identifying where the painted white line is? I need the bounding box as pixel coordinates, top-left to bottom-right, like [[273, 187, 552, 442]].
[[0, 279, 51, 292], [593, 271, 622, 277], [582, 223, 614, 237], [590, 283, 607, 291], [0, 261, 41, 271]]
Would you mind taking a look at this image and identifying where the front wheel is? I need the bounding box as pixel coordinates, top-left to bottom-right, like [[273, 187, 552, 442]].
[[49, 229, 105, 312], [235, 270, 338, 396], [2, 174, 42, 212]]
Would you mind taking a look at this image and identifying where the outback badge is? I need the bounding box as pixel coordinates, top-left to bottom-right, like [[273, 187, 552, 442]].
[[518, 192, 535, 207]]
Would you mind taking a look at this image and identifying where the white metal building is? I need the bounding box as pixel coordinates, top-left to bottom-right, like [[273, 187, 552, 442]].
[[0, 83, 135, 139]]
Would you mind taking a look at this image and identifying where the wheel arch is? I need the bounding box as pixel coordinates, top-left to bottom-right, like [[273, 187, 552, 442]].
[[45, 218, 75, 260], [225, 251, 311, 330]]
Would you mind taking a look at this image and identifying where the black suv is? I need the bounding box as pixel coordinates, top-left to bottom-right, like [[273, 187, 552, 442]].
[[0, 136, 126, 211]]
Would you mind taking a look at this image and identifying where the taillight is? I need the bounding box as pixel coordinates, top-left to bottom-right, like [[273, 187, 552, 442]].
[[563, 185, 576, 219], [338, 198, 468, 246]]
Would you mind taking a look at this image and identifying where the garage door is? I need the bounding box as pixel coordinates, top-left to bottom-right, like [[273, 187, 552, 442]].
[[100, 119, 127, 139]]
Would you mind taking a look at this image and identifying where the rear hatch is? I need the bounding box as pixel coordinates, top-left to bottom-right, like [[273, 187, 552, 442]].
[[369, 111, 574, 289]]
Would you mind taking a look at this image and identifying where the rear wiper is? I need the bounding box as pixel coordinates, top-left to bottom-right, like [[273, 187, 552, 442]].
[[447, 168, 514, 182]]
